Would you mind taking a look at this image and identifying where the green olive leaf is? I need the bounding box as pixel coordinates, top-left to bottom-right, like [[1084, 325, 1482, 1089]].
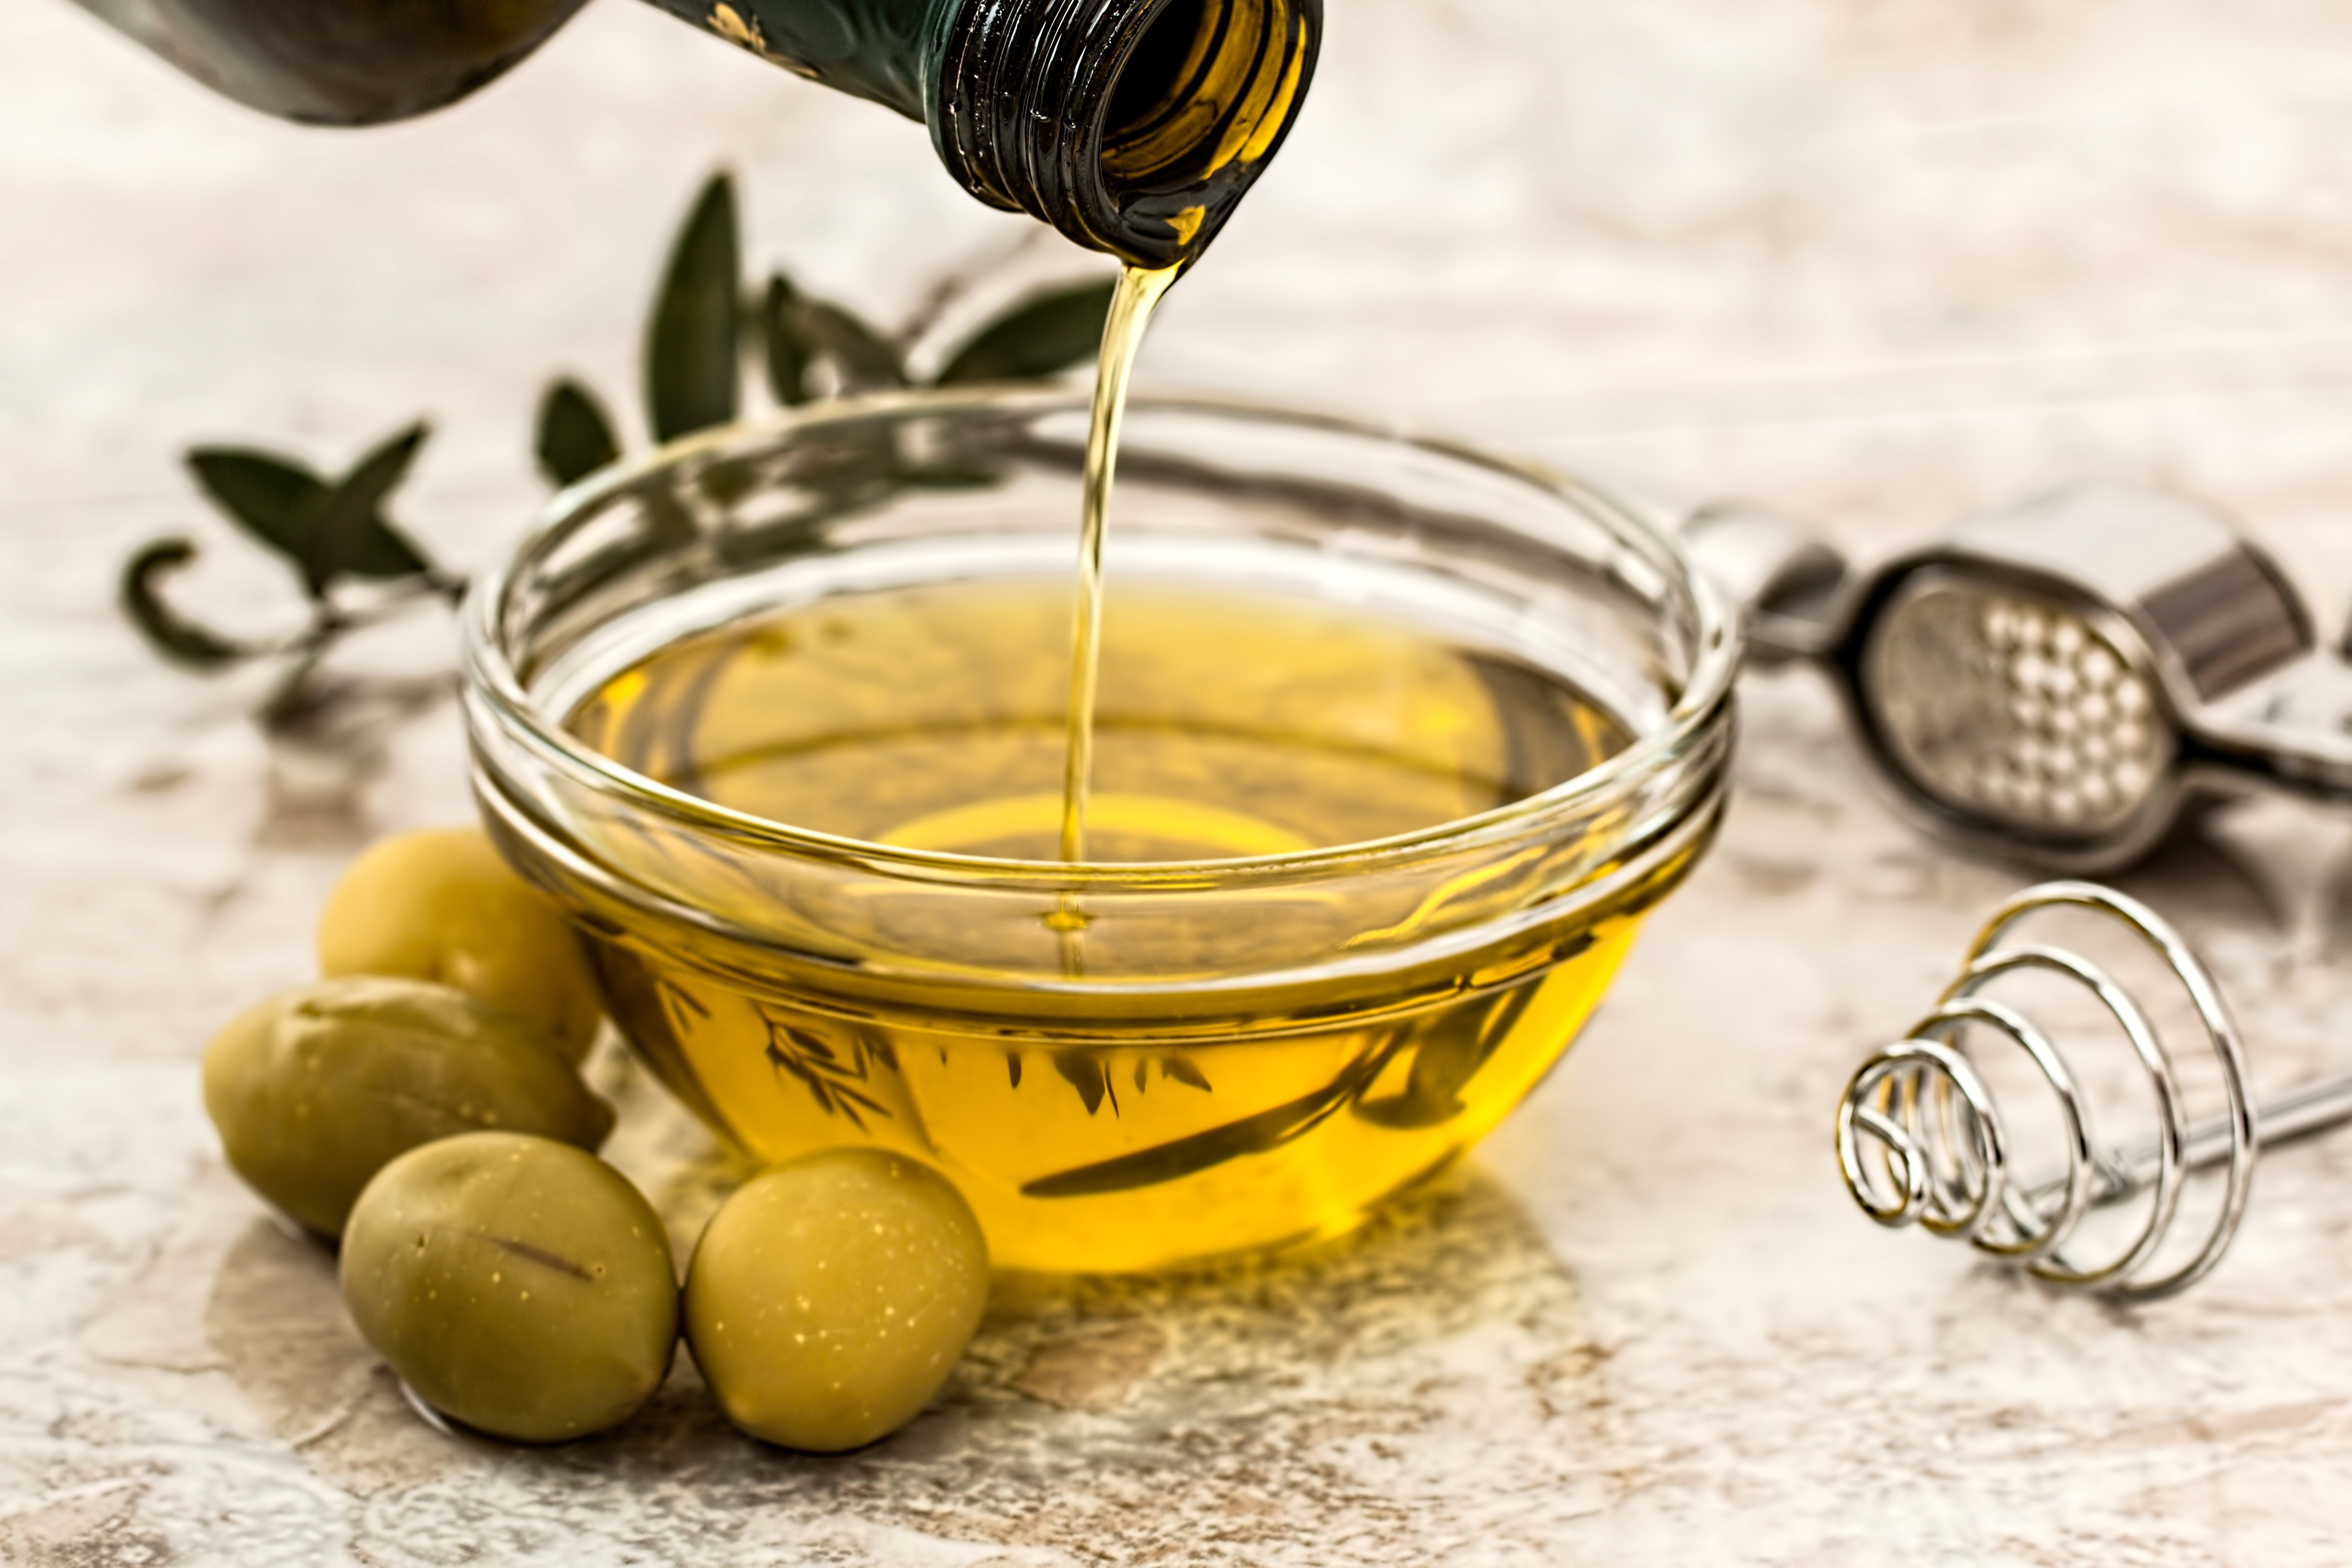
[[1160, 1055, 1212, 1092], [774, 421, 904, 502], [758, 1009, 888, 1130], [646, 172, 742, 442], [185, 448, 329, 563], [858, 1029, 898, 1073], [188, 438, 432, 595], [697, 455, 763, 509], [933, 278, 1116, 385], [799, 299, 906, 392], [639, 483, 701, 550], [1052, 1052, 1113, 1118], [897, 459, 1003, 491], [536, 378, 623, 488], [118, 538, 255, 671], [1353, 984, 1542, 1131], [1022, 1033, 1406, 1200], [587, 960, 737, 1141], [760, 274, 813, 406], [302, 423, 433, 591]]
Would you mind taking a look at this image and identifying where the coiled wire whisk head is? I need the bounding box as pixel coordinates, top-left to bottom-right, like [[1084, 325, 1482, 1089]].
[[1835, 881, 2257, 1303]]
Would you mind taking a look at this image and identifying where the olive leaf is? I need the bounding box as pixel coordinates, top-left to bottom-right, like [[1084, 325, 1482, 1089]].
[[1353, 984, 1540, 1131], [1131, 1053, 1216, 1094], [119, 165, 1131, 741], [590, 962, 738, 1142], [1053, 1051, 1116, 1117], [185, 449, 324, 561], [1023, 1032, 1408, 1200], [118, 539, 254, 671], [646, 172, 743, 442], [759, 271, 908, 407], [1159, 1054, 1212, 1092], [536, 378, 622, 487], [187, 439, 432, 595], [799, 298, 907, 392], [760, 274, 813, 406], [758, 1006, 892, 1130], [300, 422, 432, 591], [934, 278, 1117, 385], [126, 422, 441, 727]]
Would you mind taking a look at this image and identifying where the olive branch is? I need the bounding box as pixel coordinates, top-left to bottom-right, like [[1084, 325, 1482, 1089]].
[[120, 170, 1117, 733]]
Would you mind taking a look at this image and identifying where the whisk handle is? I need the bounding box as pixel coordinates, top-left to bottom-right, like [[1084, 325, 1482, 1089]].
[[2063, 1073, 2352, 1209], [2254, 1075, 2352, 1145]]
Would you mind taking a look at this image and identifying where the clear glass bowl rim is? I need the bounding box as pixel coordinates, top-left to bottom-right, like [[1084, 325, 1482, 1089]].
[[460, 385, 1739, 894]]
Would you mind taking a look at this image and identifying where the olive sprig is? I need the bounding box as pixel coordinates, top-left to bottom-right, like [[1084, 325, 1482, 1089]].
[[535, 171, 1118, 487], [120, 424, 463, 727], [120, 170, 1118, 733]]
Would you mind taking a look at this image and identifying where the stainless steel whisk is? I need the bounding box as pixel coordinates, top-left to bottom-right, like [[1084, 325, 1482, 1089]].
[[1837, 881, 2352, 1302]]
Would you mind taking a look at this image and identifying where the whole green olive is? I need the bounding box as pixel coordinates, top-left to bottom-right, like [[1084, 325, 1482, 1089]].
[[202, 976, 614, 1238], [683, 1148, 989, 1452], [317, 827, 602, 1063], [341, 1131, 679, 1443]]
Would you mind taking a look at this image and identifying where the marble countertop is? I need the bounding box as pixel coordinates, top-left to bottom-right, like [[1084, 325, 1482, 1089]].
[[12, 0, 2352, 1561]]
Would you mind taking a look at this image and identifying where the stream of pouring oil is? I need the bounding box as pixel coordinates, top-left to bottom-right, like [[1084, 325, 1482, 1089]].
[[1057, 262, 1180, 867]]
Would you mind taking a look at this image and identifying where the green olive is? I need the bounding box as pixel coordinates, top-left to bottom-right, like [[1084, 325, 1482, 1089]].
[[202, 976, 615, 1238], [341, 1131, 678, 1443], [317, 827, 602, 1063], [683, 1148, 989, 1452]]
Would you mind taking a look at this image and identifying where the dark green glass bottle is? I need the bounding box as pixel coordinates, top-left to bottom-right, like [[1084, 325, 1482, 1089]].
[[70, 0, 1319, 267]]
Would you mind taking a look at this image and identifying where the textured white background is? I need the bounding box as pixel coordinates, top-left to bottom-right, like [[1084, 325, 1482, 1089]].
[[11, 0, 2352, 1562]]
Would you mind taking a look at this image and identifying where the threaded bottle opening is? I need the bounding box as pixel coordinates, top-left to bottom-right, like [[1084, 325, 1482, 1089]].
[[931, 0, 1319, 269]]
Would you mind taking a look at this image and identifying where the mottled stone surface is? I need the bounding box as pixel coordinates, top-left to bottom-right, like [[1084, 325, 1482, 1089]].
[[11, 0, 2352, 1561]]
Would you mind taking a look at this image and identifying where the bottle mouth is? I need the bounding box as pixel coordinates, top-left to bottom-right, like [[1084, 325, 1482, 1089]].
[[931, 0, 1320, 269]]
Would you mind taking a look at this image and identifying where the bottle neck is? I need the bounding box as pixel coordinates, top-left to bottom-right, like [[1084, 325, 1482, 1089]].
[[679, 0, 1321, 269], [927, 0, 1320, 269], [642, 0, 940, 118]]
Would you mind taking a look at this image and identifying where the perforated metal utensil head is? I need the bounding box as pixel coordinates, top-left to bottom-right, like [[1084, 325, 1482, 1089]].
[[1838, 485, 2321, 869], [1689, 484, 2333, 872]]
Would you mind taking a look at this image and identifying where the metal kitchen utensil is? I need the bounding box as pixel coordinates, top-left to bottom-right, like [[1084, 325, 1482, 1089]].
[[1835, 880, 2352, 1302], [1685, 482, 2352, 872]]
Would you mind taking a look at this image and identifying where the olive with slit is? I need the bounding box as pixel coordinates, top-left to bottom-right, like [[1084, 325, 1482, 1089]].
[[317, 826, 602, 1062], [340, 1131, 679, 1443], [683, 1148, 990, 1452], [201, 976, 614, 1238]]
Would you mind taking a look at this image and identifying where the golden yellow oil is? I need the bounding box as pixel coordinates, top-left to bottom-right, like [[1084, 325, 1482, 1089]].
[[564, 574, 1660, 1272], [1060, 262, 1176, 862]]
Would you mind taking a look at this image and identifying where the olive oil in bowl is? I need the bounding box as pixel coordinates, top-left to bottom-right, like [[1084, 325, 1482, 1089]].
[[571, 577, 1630, 867], [466, 391, 1735, 1272]]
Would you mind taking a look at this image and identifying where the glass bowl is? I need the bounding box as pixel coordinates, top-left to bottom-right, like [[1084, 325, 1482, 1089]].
[[462, 387, 1736, 1273]]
